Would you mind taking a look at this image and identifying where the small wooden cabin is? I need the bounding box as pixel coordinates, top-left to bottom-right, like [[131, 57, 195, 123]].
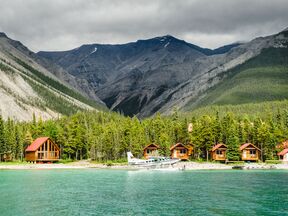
[[278, 149, 288, 162], [0, 152, 12, 162], [240, 143, 260, 161], [170, 143, 193, 160], [211, 144, 227, 161], [25, 137, 60, 163], [143, 143, 160, 159]]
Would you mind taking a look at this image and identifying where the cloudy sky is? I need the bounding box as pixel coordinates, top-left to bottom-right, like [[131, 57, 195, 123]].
[[0, 0, 287, 52]]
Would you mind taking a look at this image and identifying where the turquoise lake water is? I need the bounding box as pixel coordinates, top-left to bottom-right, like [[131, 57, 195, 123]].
[[0, 169, 287, 216]]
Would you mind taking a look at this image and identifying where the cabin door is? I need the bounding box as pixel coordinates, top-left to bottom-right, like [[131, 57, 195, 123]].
[[173, 150, 177, 158], [243, 150, 247, 159]]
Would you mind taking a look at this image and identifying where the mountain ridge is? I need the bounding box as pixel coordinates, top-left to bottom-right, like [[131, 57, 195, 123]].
[[38, 34, 244, 116], [182, 46, 288, 111], [38, 34, 241, 57], [2, 28, 287, 118], [0, 32, 106, 121]]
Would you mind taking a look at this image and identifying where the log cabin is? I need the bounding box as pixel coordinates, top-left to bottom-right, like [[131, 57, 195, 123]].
[[278, 149, 288, 162], [239, 143, 260, 161], [0, 151, 12, 162], [25, 137, 60, 163], [211, 144, 227, 161], [143, 143, 160, 159], [170, 143, 193, 160]]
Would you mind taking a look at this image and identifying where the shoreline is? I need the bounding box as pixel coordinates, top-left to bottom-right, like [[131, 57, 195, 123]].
[[1, 161, 288, 170]]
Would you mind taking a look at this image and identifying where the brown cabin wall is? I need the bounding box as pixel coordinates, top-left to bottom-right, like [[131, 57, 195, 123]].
[[241, 149, 260, 161], [213, 154, 226, 161], [211, 149, 227, 161], [187, 147, 193, 156], [25, 152, 37, 161], [143, 148, 158, 159], [171, 148, 189, 160]]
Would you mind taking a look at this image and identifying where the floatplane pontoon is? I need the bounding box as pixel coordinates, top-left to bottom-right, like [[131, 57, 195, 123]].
[[127, 152, 180, 167]]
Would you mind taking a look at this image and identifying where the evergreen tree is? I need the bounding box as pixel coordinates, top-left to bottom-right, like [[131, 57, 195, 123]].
[[5, 118, 16, 159], [15, 125, 23, 161], [226, 125, 240, 161], [0, 116, 6, 156], [24, 131, 33, 149]]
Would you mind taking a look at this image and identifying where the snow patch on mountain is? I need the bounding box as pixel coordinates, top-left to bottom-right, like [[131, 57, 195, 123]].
[[90, 47, 97, 54], [164, 42, 170, 48]]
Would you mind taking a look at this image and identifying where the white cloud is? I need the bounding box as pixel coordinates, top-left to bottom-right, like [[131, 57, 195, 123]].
[[0, 0, 287, 51]]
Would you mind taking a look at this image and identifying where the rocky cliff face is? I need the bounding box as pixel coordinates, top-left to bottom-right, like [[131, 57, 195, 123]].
[[4, 34, 104, 104], [38, 28, 288, 117], [0, 33, 104, 121]]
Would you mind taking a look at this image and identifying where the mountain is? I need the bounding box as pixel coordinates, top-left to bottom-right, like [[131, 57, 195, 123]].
[[38, 28, 288, 117], [182, 28, 288, 111], [38, 35, 240, 116], [0, 32, 105, 121], [183, 46, 288, 110], [38, 35, 209, 87]]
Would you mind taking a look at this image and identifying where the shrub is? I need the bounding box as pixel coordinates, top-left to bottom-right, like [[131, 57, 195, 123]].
[[106, 160, 113, 166], [265, 160, 282, 164]]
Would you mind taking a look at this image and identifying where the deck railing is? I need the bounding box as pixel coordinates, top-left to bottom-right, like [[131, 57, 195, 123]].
[[216, 154, 225, 157], [37, 151, 59, 159], [247, 154, 257, 158]]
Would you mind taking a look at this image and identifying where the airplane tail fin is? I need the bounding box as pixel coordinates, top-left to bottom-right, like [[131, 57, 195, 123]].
[[127, 152, 134, 163]]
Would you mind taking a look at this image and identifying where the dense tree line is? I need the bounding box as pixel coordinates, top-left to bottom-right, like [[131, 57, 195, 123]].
[[0, 109, 288, 162]]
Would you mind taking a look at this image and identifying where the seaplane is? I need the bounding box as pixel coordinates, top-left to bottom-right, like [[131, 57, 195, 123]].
[[127, 152, 180, 167]]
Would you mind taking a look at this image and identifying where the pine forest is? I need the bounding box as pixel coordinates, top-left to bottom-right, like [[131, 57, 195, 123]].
[[1, 101, 288, 162]]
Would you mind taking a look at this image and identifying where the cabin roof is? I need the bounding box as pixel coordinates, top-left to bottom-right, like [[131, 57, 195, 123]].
[[25, 137, 55, 152], [170, 143, 189, 150], [186, 143, 194, 148], [278, 148, 288, 156], [143, 143, 160, 150], [212, 144, 227, 152], [239, 143, 260, 151]]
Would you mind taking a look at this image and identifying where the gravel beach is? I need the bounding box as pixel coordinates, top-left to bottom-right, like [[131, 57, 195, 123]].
[[1, 161, 287, 170]]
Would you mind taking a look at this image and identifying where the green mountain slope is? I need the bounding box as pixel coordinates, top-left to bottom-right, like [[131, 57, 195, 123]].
[[183, 47, 288, 110], [185, 100, 288, 119]]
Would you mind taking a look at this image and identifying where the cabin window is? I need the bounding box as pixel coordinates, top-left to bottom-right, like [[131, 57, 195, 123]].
[[147, 149, 152, 154], [250, 150, 256, 155], [216, 150, 222, 155], [180, 149, 187, 154], [38, 152, 44, 159]]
